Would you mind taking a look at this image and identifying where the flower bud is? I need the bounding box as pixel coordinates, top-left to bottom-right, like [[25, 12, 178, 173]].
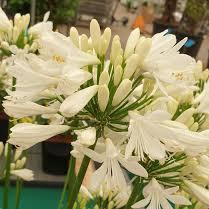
[[20, 157, 27, 168], [1, 41, 10, 50], [114, 65, 123, 86], [135, 37, 152, 66], [80, 34, 89, 52], [123, 54, 139, 79], [176, 108, 195, 124], [98, 84, 109, 112], [190, 122, 199, 132], [99, 70, 110, 85], [0, 142, 4, 156], [14, 13, 21, 27], [15, 160, 22, 169], [90, 19, 101, 52], [75, 127, 96, 146], [114, 55, 123, 69], [110, 35, 122, 64], [112, 79, 132, 106], [10, 163, 16, 170], [14, 149, 23, 161], [124, 28, 140, 59], [70, 27, 79, 48]]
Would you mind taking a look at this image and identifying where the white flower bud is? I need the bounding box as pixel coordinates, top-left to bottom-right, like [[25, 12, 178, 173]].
[[70, 27, 79, 48], [14, 149, 23, 161], [190, 122, 199, 132], [10, 163, 16, 170], [176, 108, 195, 124], [110, 35, 122, 64], [184, 180, 209, 206], [98, 35, 107, 56], [90, 19, 101, 52], [114, 65, 123, 86], [114, 55, 123, 68], [1, 41, 10, 50], [21, 157, 27, 167], [124, 28, 140, 59], [135, 37, 152, 66], [112, 79, 132, 106], [98, 84, 109, 112], [101, 27, 111, 55], [0, 142, 4, 156], [123, 54, 139, 79], [15, 160, 22, 169], [74, 127, 96, 146], [23, 14, 30, 29], [99, 70, 110, 85], [80, 34, 89, 52], [14, 13, 21, 27]]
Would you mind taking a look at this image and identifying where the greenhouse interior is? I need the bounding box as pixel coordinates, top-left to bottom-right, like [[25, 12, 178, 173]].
[[0, 0, 209, 209]]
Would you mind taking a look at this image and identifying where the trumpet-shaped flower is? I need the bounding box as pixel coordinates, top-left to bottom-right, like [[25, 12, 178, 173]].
[[38, 31, 100, 68], [127, 110, 209, 161], [138, 31, 196, 96], [3, 101, 58, 118], [8, 123, 69, 149], [73, 138, 148, 192], [132, 178, 191, 209], [11, 169, 34, 181]]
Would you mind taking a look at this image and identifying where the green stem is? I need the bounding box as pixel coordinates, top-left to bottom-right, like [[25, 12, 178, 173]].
[[66, 155, 91, 209], [124, 178, 144, 209], [3, 143, 12, 209], [57, 157, 76, 209], [15, 178, 23, 209]]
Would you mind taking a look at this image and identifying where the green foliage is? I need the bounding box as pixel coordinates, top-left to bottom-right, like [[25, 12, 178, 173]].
[[184, 0, 208, 22]]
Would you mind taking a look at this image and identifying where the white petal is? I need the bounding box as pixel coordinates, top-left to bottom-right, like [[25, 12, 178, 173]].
[[131, 194, 151, 208], [60, 85, 98, 117], [168, 195, 191, 205], [11, 169, 34, 181], [8, 123, 69, 149], [118, 157, 148, 177]]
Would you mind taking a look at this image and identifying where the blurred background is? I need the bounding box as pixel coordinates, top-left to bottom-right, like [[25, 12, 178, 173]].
[[0, 0, 209, 208]]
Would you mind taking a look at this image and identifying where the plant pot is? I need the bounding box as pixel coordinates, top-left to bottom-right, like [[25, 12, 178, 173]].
[[0, 111, 9, 143], [42, 135, 72, 175]]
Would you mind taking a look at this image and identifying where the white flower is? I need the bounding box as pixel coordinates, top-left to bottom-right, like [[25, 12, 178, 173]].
[[138, 31, 196, 96], [127, 110, 209, 161], [60, 85, 98, 117], [132, 178, 191, 209], [74, 127, 96, 146], [184, 180, 209, 206], [38, 31, 100, 68], [8, 123, 69, 149], [0, 7, 12, 31], [3, 101, 58, 118], [11, 169, 34, 181], [74, 138, 148, 192]]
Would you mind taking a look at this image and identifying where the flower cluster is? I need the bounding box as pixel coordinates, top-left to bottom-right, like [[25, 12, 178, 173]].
[[1, 7, 209, 209]]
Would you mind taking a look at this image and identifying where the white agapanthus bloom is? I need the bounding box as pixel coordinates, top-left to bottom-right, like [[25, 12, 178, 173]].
[[38, 31, 100, 68], [132, 178, 191, 209], [137, 31, 196, 96], [73, 138, 148, 192], [127, 110, 209, 161], [8, 123, 69, 149]]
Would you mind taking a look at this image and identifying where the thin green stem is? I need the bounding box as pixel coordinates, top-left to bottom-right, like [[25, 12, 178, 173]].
[[124, 178, 144, 209], [15, 178, 23, 209], [66, 155, 92, 209], [3, 143, 12, 209], [57, 157, 76, 209]]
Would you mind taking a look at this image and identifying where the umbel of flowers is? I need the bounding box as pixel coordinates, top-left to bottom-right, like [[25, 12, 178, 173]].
[[1, 7, 209, 209]]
